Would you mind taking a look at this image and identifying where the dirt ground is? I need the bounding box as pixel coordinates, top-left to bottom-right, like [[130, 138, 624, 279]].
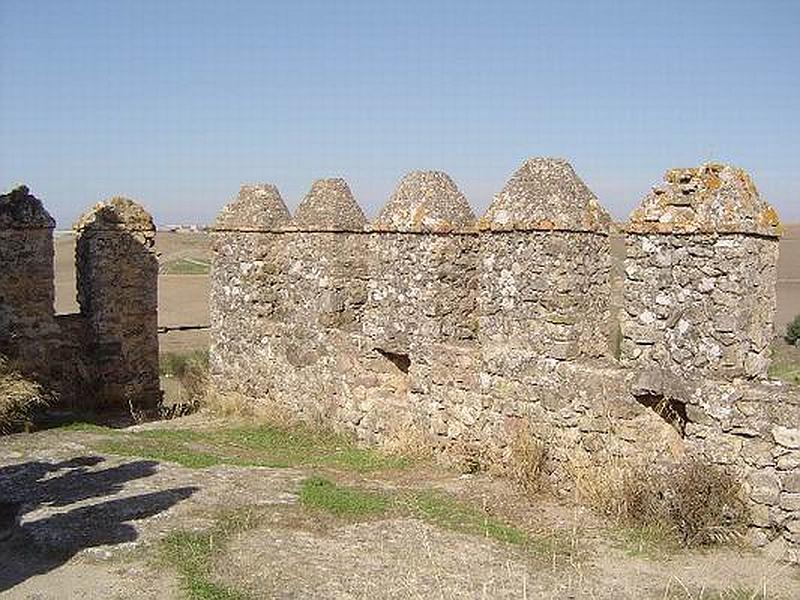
[[53, 226, 800, 356], [1, 417, 798, 599]]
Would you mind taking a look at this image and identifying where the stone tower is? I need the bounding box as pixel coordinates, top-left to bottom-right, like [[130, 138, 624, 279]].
[[75, 197, 160, 410], [478, 157, 612, 360], [209, 184, 292, 396], [0, 186, 57, 376], [621, 163, 781, 379]]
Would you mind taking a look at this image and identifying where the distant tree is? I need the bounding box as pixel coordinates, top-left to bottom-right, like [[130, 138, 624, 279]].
[[787, 314, 800, 347]]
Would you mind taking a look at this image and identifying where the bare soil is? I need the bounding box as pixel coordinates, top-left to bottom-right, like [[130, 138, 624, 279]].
[[1, 417, 798, 599]]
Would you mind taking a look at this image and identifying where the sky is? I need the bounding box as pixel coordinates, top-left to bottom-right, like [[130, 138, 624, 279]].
[[1, 0, 798, 226]]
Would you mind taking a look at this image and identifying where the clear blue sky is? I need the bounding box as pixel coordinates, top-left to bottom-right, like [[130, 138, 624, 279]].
[[1, 0, 798, 226]]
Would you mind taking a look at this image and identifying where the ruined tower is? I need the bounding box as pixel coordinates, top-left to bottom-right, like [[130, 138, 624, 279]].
[[75, 197, 160, 410], [0, 186, 57, 376], [621, 164, 781, 379]]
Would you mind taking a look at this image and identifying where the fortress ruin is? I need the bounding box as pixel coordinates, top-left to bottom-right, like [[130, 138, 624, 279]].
[[209, 159, 799, 560], [0, 158, 797, 562], [0, 187, 160, 412]]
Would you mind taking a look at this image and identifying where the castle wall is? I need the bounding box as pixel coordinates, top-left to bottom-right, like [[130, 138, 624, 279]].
[[0, 187, 161, 412], [0, 187, 57, 378], [210, 161, 798, 562], [74, 198, 160, 410], [622, 233, 778, 379]]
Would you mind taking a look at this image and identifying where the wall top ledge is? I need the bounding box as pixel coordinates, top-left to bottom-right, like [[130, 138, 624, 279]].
[[479, 158, 612, 234], [0, 185, 55, 230], [626, 163, 781, 236]]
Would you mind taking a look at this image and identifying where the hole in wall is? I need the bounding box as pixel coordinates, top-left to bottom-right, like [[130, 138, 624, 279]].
[[376, 348, 410, 374], [634, 393, 687, 437]]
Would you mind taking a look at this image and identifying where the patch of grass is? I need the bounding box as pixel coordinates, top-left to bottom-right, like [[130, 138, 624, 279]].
[[768, 361, 800, 385], [162, 257, 210, 275], [661, 583, 770, 599], [96, 438, 226, 469], [297, 476, 571, 558], [299, 476, 391, 518], [159, 507, 259, 600], [87, 422, 409, 473]]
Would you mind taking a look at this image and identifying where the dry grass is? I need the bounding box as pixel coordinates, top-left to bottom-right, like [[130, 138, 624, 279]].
[[569, 452, 747, 548], [505, 418, 548, 494], [0, 355, 48, 433]]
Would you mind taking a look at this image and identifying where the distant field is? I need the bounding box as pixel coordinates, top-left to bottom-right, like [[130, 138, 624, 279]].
[[53, 226, 800, 354], [55, 232, 210, 353]]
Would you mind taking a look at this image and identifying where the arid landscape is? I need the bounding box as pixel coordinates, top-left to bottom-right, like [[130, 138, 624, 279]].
[[0, 222, 796, 599]]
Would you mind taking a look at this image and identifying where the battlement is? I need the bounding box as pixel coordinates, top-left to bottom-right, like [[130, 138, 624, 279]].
[[0, 188, 160, 411], [210, 159, 797, 561]]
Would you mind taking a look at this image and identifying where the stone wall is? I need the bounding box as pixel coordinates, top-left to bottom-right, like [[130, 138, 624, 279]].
[[0, 187, 161, 412], [210, 159, 798, 562], [621, 164, 780, 380], [75, 198, 161, 410]]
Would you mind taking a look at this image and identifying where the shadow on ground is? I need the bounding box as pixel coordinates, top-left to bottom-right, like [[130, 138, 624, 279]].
[[0, 456, 196, 592]]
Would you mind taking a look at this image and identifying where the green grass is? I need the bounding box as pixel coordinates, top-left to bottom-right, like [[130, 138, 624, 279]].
[[768, 361, 800, 385], [297, 476, 571, 557], [299, 476, 391, 517], [159, 508, 258, 600], [162, 257, 210, 275], [84, 422, 409, 473], [160, 350, 209, 378]]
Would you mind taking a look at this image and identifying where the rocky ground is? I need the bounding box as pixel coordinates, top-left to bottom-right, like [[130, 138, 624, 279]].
[[1, 416, 799, 599]]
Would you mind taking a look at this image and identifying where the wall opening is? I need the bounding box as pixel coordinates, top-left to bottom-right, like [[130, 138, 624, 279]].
[[634, 392, 687, 437], [376, 348, 410, 374]]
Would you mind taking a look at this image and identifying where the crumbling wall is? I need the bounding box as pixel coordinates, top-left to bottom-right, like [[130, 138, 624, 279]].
[[75, 198, 161, 410], [621, 164, 780, 379], [0, 186, 58, 378], [0, 187, 162, 412], [209, 160, 798, 562]]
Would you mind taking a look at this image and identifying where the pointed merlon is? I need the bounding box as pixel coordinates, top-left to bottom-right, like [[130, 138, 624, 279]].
[[626, 163, 781, 236], [294, 178, 366, 231], [480, 158, 611, 233], [0, 186, 55, 230], [74, 197, 155, 232], [372, 171, 475, 233], [213, 184, 292, 231]]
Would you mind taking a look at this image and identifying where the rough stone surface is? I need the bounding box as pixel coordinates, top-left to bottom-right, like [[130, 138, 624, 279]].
[[293, 178, 366, 231], [213, 184, 292, 231], [0, 189, 161, 411], [206, 161, 795, 562], [0, 187, 58, 378], [371, 171, 475, 233], [480, 157, 611, 233], [621, 165, 779, 380], [627, 163, 781, 235], [74, 197, 161, 410]]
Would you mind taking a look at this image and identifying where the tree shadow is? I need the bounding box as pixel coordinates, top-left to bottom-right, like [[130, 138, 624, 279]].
[[0, 456, 197, 591]]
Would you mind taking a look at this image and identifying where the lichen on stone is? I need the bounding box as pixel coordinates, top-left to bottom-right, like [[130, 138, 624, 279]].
[[213, 184, 292, 232], [372, 171, 475, 233], [479, 158, 611, 233], [0, 186, 55, 230], [294, 178, 366, 231], [627, 163, 781, 236]]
